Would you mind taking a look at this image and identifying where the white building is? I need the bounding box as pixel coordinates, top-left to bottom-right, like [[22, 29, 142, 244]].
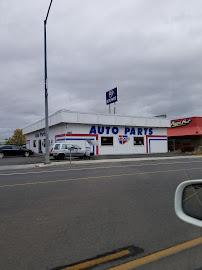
[[23, 110, 170, 155]]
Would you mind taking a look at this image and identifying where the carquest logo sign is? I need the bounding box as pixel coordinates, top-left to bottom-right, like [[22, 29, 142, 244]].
[[118, 135, 129, 144], [109, 89, 114, 98], [106, 88, 118, 105]]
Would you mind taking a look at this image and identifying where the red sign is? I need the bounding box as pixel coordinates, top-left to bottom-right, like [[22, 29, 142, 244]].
[[171, 118, 192, 128], [168, 117, 202, 137]]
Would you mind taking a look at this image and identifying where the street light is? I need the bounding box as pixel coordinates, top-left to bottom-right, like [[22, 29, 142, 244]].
[[44, 0, 54, 164]]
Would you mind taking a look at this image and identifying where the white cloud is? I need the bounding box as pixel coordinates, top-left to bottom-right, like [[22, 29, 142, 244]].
[[1, 0, 202, 137]]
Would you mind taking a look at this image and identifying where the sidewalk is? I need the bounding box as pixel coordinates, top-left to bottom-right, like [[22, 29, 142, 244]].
[[0, 154, 202, 171]]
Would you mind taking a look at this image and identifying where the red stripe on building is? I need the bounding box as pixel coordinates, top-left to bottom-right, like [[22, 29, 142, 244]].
[[55, 134, 98, 138]]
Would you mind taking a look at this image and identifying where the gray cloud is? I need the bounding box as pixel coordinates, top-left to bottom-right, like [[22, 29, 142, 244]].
[[1, 0, 202, 137]]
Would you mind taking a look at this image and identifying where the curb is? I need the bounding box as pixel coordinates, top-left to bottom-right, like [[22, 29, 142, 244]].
[[0, 155, 202, 171]]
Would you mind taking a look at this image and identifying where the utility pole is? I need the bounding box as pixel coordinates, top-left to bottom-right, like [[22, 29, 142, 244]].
[[44, 0, 54, 164]]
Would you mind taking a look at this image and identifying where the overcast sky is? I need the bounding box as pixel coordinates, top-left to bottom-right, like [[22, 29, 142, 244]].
[[1, 0, 202, 138]]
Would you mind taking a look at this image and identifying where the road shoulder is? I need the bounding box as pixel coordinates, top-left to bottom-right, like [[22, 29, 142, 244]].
[[0, 155, 202, 171]]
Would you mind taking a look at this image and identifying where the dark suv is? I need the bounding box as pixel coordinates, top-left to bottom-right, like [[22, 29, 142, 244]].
[[0, 145, 33, 158]]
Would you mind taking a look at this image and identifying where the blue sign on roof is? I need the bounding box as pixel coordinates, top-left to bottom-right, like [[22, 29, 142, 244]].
[[106, 87, 118, 105]]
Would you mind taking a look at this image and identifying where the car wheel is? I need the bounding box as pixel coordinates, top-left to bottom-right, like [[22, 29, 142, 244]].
[[0, 153, 4, 159], [58, 154, 65, 160], [24, 152, 30, 157]]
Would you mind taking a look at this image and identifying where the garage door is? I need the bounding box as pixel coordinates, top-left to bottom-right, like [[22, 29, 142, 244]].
[[149, 138, 168, 153]]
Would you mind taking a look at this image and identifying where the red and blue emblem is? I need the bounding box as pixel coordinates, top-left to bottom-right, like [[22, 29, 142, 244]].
[[118, 135, 129, 144]]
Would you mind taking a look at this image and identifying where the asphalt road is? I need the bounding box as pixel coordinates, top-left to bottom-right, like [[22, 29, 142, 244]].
[[0, 158, 202, 270]]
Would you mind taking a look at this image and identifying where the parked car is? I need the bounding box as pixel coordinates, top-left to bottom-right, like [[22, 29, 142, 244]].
[[0, 145, 33, 158], [50, 143, 91, 160]]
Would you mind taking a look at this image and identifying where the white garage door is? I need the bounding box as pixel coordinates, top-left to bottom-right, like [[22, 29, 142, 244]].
[[149, 139, 168, 153]]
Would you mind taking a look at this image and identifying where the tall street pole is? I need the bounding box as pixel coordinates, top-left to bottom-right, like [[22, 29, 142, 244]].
[[44, 0, 53, 164]]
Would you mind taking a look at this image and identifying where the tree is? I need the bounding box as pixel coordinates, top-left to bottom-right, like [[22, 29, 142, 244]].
[[6, 129, 26, 146]]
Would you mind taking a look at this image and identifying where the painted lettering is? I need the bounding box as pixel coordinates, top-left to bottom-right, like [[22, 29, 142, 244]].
[[125, 127, 130, 135], [98, 126, 104, 134], [144, 128, 148, 135], [149, 128, 153, 135], [138, 128, 143, 136], [130, 128, 136, 135], [106, 126, 111, 135], [90, 126, 96, 134], [112, 127, 119, 134], [90, 126, 154, 136]]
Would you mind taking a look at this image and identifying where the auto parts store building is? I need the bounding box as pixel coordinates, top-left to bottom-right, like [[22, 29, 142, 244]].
[[23, 110, 170, 155]]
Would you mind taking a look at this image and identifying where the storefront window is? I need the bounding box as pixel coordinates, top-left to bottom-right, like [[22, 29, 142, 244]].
[[134, 137, 144, 145], [101, 137, 113, 146], [33, 140, 36, 148]]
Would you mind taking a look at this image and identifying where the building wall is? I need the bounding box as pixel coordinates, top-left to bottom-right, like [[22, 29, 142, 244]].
[[26, 123, 66, 154], [25, 123, 168, 155]]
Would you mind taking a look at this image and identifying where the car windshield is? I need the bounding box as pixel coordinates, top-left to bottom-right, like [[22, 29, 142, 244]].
[[1, 2, 202, 270], [54, 144, 60, 150]]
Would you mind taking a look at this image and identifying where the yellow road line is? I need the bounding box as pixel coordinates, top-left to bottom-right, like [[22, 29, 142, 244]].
[[108, 237, 202, 270], [0, 167, 202, 189], [63, 249, 130, 270]]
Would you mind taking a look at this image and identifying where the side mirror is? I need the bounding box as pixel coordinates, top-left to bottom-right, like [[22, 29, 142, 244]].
[[175, 180, 202, 227]]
